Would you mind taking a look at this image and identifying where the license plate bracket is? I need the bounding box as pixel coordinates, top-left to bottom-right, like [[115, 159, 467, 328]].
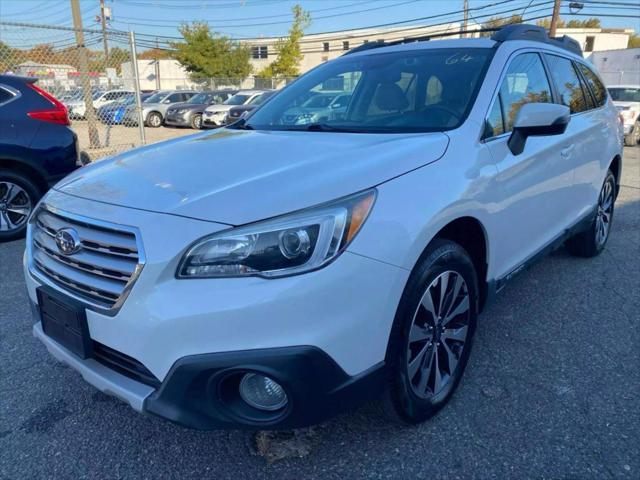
[[37, 286, 92, 359]]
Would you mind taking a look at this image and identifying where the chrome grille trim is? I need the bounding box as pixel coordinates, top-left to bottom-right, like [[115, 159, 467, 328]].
[[27, 204, 146, 315]]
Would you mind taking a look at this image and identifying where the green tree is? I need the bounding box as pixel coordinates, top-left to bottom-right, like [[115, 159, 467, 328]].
[[138, 48, 173, 60], [628, 33, 640, 48], [258, 5, 310, 78], [0, 41, 25, 72], [170, 23, 252, 80], [536, 17, 601, 29], [480, 15, 523, 37]]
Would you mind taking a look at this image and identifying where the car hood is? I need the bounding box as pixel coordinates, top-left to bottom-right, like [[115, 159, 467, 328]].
[[54, 128, 449, 225], [204, 104, 234, 113], [170, 103, 207, 111]]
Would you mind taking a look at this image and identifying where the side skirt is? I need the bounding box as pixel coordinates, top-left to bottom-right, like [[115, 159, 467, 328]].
[[484, 206, 597, 306]]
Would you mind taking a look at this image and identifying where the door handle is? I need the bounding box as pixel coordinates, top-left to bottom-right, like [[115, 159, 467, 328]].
[[560, 144, 574, 159]]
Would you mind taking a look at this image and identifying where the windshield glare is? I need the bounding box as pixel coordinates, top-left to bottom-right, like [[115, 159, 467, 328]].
[[608, 87, 640, 102], [224, 94, 251, 105], [187, 93, 209, 104], [145, 92, 168, 103], [246, 48, 492, 133]]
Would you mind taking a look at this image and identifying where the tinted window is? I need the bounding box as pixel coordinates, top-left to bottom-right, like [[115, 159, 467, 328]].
[[545, 55, 589, 114], [245, 48, 493, 133], [167, 93, 182, 102], [0, 87, 13, 105], [498, 53, 552, 132], [485, 99, 504, 137], [577, 63, 607, 107]]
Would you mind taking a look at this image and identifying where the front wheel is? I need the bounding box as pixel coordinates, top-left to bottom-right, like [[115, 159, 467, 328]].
[[146, 112, 163, 128], [0, 171, 40, 242], [191, 113, 203, 130], [383, 239, 478, 424], [624, 121, 639, 146], [566, 170, 616, 258]]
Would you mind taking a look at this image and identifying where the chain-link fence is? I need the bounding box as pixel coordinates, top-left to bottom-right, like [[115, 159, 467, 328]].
[[0, 21, 293, 161]]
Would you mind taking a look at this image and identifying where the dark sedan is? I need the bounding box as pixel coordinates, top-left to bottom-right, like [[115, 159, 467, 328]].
[[225, 90, 276, 124], [165, 90, 236, 129], [0, 75, 82, 241]]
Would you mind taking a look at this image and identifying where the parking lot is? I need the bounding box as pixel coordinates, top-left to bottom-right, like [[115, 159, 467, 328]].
[[0, 146, 638, 479]]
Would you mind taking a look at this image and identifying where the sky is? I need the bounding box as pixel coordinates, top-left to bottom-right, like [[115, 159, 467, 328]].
[[0, 0, 638, 47]]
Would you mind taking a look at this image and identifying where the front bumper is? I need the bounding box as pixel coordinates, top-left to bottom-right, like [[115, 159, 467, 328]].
[[32, 319, 386, 429], [25, 191, 408, 429], [202, 113, 226, 126], [164, 113, 190, 127]]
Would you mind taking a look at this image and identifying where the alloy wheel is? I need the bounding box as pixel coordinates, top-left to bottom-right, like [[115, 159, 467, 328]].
[[149, 113, 162, 127], [0, 181, 32, 232], [406, 270, 471, 399], [595, 177, 614, 246]]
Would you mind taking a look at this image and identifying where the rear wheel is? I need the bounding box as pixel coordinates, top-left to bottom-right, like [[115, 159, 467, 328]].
[[0, 170, 40, 242], [624, 121, 639, 146], [191, 113, 203, 130], [566, 170, 616, 258], [146, 112, 163, 128], [383, 239, 478, 424]]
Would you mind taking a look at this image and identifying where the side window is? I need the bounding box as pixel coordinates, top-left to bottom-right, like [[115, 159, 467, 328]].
[[167, 93, 182, 102], [0, 87, 14, 105], [495, 53, 552, 134], [544, 54, 589, 114], [485, 99, 505, 137], [577, 63, 607, 107], [103, 92, 116, 101]]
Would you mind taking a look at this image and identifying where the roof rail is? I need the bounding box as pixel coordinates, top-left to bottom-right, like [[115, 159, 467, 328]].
[[491, 24, 583, 57]]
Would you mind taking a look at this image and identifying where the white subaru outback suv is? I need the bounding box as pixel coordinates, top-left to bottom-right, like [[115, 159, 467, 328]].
[[25, 25, 623, 429]]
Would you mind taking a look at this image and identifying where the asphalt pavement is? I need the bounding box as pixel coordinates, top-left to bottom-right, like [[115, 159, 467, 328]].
[[1, 147, 638, 479]]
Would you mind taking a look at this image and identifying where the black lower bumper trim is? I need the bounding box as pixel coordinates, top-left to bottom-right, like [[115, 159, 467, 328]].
[[144, 346, 386, 430]]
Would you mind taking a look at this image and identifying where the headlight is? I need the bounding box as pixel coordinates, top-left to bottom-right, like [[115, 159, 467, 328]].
[[177, 189, 376, 279], [177, 108, 187, 114]]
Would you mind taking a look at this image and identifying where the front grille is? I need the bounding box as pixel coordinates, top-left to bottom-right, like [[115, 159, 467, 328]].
[[92, 342, 160, 387], [30, 207, 143, 311]]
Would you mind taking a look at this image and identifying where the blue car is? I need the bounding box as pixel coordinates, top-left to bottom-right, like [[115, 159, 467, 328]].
[[0, 75, 82, 241], [97, 93, 152, 125]]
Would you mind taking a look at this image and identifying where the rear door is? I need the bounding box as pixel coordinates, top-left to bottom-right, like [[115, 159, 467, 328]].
[[484, 52, 577, 276], [573, 61, 618, 215], [544, 53, 609, 221]]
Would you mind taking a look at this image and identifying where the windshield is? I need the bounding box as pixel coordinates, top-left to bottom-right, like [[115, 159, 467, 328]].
[[248, 93, 266, 105], [224, 94, 251, 105], [608, 87, 640, 102], [145, 92, 167, 103], [187, 92, 209, 104], [246, 48, 492, 133]]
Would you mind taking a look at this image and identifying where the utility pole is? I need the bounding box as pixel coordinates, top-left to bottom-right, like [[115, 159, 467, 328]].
[[463, 0, 469, 38], [70, 0, 100, 148], [155, 37, 160, 90], [129, 31, 146, 146], [549, 0, 562, 37], [99, 0, 110, 87]]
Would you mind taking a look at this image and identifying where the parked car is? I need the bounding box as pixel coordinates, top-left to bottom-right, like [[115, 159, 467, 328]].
[[25, 26, 623, 430], [122, 90, 198, 127], [97, 93, 154, 125], [165, 90, 236, 129], [67, 89, 133, 119], [607, 84, 640, 146], [280, 92, 352, 125], [0, 75, 81, 241], [224, 90, 276, 124], [202, 90, 265, 127]]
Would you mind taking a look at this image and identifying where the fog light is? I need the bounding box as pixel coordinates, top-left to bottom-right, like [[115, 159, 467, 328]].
[[239, 373, 288, 411]]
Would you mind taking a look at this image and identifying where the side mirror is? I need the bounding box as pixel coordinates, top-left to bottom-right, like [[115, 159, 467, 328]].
[[508, 103, 570, 155], [163, 99, 171, 104]]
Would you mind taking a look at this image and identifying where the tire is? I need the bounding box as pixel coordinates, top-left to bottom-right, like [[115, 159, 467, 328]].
[[623, 122, 639, 146], [190, 114, 203, 130], [146, 112, 163, 128], [382, 239, 479, 424], [566, 170, 616, 258], [0, 170, 41, 242]]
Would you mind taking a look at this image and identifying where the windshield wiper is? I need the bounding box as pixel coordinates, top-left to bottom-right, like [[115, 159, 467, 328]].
[[304, 123, 362, 133]]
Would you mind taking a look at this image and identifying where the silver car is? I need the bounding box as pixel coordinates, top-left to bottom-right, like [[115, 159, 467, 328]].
[[123, 90, 198, 127]]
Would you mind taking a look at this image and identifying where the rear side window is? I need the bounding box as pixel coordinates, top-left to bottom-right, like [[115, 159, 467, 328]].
[[0, 87, 14, 105], [544, 55, 589, 114], [486, 53, 552, 136], [577, 63, 607, 107]]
